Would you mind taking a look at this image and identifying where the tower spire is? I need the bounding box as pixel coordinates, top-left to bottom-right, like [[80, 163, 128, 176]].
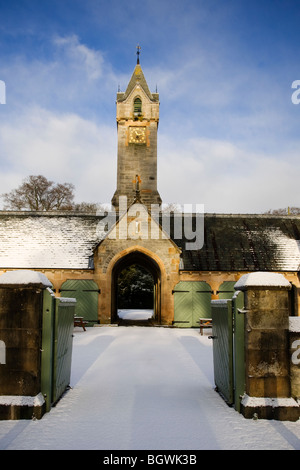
[[136, 44, 141, 64]]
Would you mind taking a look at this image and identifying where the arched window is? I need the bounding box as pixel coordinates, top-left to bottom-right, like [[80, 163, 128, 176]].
[[133, 97, 142, 116]]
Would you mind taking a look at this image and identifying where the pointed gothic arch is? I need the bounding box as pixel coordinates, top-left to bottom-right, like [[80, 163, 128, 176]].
[[111, 250, 162, 324]]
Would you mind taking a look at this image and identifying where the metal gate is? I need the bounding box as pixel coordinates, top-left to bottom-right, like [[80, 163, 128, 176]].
[[41, 288, 76, 412], [210, 290, 245, 410], [232, 291, 245, 412], [60, 279, 99, 324], [52, 297, 75, 404], [211, 299, 234, 404], [173, 281, 212, 327]]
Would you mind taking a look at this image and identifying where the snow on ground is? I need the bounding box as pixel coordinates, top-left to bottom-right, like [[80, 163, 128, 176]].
[[1, 317, 300, 450], [118, 309, 154, 320]]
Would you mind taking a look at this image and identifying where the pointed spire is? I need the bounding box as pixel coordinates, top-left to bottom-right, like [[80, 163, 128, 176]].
[[117, 45, 159, 103], [122, 62, 153, 101]]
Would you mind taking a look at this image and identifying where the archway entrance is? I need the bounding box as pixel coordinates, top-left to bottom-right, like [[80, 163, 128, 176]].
[[111, 251, 161, 325]]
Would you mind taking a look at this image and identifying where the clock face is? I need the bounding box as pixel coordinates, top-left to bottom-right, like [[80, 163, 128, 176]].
[[129, 126, 146, 144]]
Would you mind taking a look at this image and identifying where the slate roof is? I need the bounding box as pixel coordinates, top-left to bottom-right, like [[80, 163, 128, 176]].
[[0, 212, 103, 269], [0, 211, 299, 272], [173, 214, 300, 272]]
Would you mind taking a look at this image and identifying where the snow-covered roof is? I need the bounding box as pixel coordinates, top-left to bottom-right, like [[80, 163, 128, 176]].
[[176, 214, 300, 272], [0, 211, 299, 272], [0, 212, 104, 269]]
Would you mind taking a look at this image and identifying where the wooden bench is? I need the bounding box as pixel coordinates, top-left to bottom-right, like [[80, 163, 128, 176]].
[[199, 318, 212, 335], [74, 316, 88, 331]]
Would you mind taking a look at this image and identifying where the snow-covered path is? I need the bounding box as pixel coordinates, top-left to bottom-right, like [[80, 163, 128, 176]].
[[0, 326, 300, 450]]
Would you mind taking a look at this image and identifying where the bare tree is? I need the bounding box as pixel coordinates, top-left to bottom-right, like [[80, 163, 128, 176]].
[[1, 175, 75, 211], [73, 202, 100, 213]]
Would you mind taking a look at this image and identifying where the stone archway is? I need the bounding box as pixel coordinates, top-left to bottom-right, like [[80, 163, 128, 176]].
[[111, 250, 161, 324]]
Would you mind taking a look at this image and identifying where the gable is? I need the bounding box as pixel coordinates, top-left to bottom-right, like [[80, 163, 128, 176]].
[[96, 202, 181, 273], [120, 65, 156, 102]]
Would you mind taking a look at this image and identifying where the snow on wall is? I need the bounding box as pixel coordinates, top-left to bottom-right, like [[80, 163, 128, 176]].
[[0, 393, 45, 407], [0, 269, 52, 286], [234, 272, 291, 290], [289, 317, 300, 333], [241, 394, 299, 408]]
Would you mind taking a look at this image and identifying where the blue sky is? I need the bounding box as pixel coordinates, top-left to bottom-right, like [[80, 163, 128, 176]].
[[0, 0, 300, 212]]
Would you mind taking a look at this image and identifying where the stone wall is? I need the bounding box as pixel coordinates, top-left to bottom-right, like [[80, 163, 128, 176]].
[[235, 272, 300, 420], [0, 271, 52, 419]]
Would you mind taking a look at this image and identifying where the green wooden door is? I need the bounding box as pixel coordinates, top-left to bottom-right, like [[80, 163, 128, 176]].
[[210, 292, 245, 411], [41, 288, 55, 412], [232, 290, 245, 412], [218, 281, 236, 299], [173, 281, 212, 327], [41, 289, 76, 410], [211, 299, 234, 405], [52, 297, 76, 404], [60, 280, 99, 324]]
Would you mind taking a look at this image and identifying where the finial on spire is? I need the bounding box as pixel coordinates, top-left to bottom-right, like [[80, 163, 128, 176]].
[[136, 44, 141, 64]]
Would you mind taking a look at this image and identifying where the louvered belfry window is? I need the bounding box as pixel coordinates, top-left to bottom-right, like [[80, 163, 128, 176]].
[[134, 97, 142, 114]]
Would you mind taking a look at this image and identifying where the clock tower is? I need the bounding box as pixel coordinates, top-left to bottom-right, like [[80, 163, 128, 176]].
[[111, 50, 162, 211]]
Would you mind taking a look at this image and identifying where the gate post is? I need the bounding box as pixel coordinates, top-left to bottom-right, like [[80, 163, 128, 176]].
[[0, 270, 52, 420], [234, 272, 300, 421]]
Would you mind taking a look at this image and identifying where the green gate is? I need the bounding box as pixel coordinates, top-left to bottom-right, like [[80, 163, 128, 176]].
[[60, 279, 99, 324], [211, 299, 234, 404], [41, 288, 76, 412], [232, 290, 245, 412], [173, 281, 212, 327], [52, 297, 76, 404], [210, 290, 245, 410], [217, 281, 236, 299]]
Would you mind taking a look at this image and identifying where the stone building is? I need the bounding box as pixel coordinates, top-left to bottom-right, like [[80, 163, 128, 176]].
[[0, 59, 299, 325]]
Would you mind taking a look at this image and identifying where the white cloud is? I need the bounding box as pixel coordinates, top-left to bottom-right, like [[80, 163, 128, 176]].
[[0, 35, 120, 206], [0, 106, 116, 205], [158, 135, 300, 213], [1, 34, 117, 117], [0, 30, 299, 214], [53, 34, 105, 81]]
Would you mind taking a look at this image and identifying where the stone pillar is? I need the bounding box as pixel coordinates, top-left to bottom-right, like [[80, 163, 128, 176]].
[[0, 270, 52, 420], [234, 272, 300, 421], [289, 317, 300, 399]]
